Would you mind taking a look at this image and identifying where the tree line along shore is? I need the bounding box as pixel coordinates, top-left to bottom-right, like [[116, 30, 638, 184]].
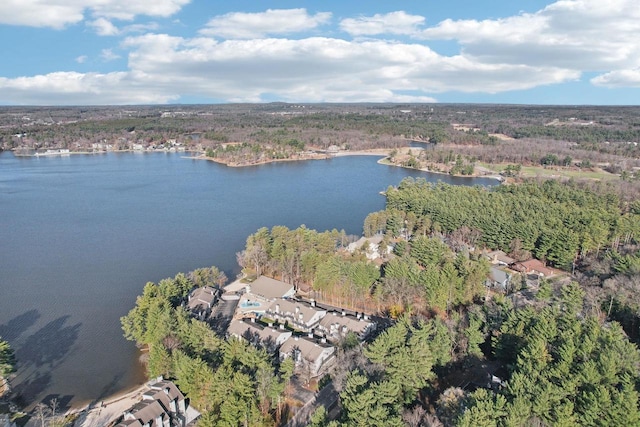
[[2, 103, 640, 425], [2, 103, 640, 200], [104, 177, 640, 425]]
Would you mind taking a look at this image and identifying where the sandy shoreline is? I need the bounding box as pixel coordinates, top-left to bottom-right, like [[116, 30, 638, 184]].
[[70, 382, 149, 426]]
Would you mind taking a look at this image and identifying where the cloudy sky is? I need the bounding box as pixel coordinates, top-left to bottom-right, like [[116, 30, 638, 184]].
[[1, 0, 639, 105]]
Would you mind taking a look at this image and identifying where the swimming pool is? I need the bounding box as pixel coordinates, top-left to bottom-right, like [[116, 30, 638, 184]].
[[240, 300, 262, 308]]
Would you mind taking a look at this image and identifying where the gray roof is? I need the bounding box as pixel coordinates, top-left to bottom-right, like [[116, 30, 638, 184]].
[[187, 286, 217, 310], [124, 400, 167, 426], [319, 312, 373, 335], [486, 250, 515, 265], [280, 336, 335, 364], [227, 318, 292, 345], [267, 299, 326, 325], [489, 267, 510, 284], [247, 276, 295, 300]]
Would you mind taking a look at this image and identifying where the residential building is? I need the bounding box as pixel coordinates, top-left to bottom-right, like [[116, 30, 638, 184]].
[[244, 276, 295, 300], [115, 378, 194, 427], [280, 336, 336, 377], [227, 318, 292, 349], [265, 299, 326, 332], [347, 235, 391, 260], [485, 250, 515, 266], [512, 259, 554, 277], [317, 311, 375, 342], [485, 267, 511, 291], [186, 286, 218, 320]]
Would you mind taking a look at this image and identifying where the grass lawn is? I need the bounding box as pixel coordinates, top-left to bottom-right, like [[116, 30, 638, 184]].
[[478, 162, 619, 181]]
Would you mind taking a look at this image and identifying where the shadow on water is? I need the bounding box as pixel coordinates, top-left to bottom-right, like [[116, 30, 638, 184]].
[[10, 316, 81, 406], [15, 315, 81, 370], [0, 309, 41, 341], [40, 393, 74, 414], [93, 374, 124, 405], [12, 371, 52, 408]]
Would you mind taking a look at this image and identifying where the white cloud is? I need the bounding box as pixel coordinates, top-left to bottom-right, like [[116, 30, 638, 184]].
[[0, 0, 190, 29], [76, 55, 88, 64], [122, 22, 160, 34], [0, 71, 178, 105], [591, 69, 640, 88], [420, 0, 640, 72], [87, 19, 161, 36], [89, 18, 119, 36], [200, 9, 332, 39], [340, 11, 425, 36], [100, 49, 121, 61], [121, 35, 576, 100], [0, 32, 584, 105], [3, 1, 640, 104]]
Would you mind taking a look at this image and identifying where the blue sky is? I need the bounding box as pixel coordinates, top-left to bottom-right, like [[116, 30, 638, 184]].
[[0, 0, 639, 105]]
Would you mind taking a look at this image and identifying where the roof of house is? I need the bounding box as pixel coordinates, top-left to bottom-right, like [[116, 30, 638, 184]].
[[486, 250, 515, 265], [514, 259, 554, 276], [227, 318, 292, 344], [489, 267, 510, 284], [187, 286, 217, 310], [267, 299, 326, 325], [347, 235, 384, 252], [247, 276, 295, 300], [124, 400, 167, 426], [142, 379, 184, 414], [319, 312, 373, 335], [115, 420, 144, 427], [280, 336, 335, 364]]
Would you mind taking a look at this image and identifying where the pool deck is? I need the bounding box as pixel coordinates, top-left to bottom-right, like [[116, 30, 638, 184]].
[[236, 293, 268, 316]]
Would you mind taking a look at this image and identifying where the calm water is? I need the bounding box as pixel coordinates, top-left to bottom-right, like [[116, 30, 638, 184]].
[[0, 151, 495, 408]]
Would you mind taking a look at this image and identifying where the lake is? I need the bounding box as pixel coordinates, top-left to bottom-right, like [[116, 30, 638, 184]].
[[0, 151, 496, 408]]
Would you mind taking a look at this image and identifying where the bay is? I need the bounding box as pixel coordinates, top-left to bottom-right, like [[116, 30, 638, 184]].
[[0, 151, 496, 408]]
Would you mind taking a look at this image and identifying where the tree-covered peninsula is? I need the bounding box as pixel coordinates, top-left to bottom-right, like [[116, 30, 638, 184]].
[[119, 173, 640, 426]]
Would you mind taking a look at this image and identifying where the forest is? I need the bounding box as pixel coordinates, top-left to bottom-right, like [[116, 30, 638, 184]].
[[112, 171, 640, 426], [4, 103, 640, 425], [120, 269, 296, 426], [4, 102, 640, 198]]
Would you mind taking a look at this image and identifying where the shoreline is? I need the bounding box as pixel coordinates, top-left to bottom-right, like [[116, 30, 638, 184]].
[[69, 381, 149, 426], [12, 148, 195, 157], [188, 148, 389, 167], [376, 157, 504, 182]]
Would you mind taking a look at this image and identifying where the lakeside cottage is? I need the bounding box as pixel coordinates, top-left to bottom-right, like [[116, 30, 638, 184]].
[[243, 276, 295, 300], [346, 235, 392, 261], [186, 286, 218, 320], [115, 378, 196, 427]]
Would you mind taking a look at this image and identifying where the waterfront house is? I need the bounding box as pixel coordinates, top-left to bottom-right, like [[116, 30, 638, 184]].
[[279, 336, 336, 377], [245, 276, 295, 301], [317, 311, 376, 342], [346, 235, 391, 260], [186, 286, 218, 320], [265, 299, 326, 332], [117, 400, 168, 427], [115, 378, 194, 427], [227, 318, 293, 350]]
